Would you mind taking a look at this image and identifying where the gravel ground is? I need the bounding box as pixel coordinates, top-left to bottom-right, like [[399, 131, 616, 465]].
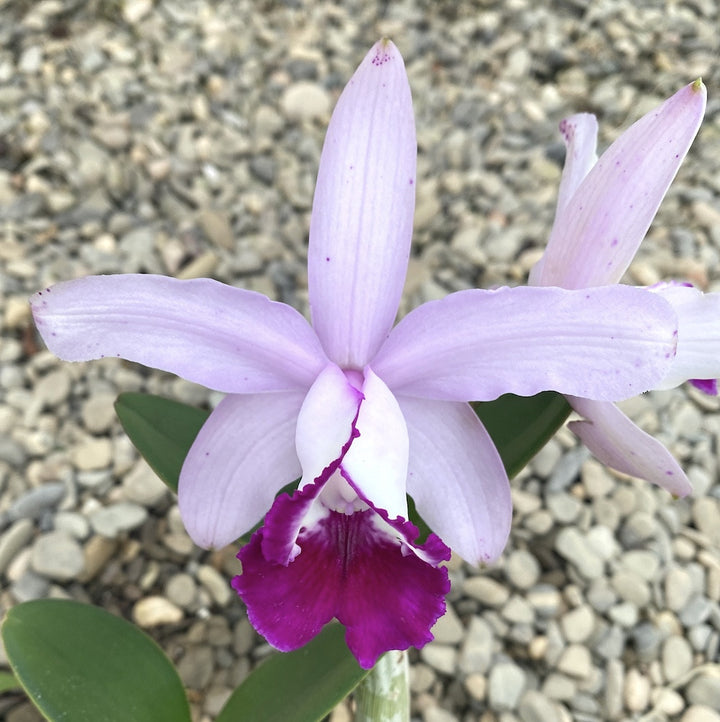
[[1, 1, 720, 721]]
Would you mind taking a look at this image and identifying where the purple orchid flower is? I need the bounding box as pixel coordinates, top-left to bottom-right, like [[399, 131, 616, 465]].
[[530, 80, 709, 496], [31, 41, 679, 668]]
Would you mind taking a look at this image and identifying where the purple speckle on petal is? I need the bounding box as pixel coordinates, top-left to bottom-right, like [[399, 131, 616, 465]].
[[326, 256, 331, 262], [371, 47, 392, 66], [610, 238, 618, 247], [559, 119, 574, 141]]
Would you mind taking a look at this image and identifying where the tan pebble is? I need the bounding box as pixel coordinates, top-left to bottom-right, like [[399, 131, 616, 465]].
[[280, 81, 330, 121], [624, 668, 650, 712], [176, 251, 219, 280], [682, 705, 720, 722], [464, 673, 486, 701], [556, 644, 592, 679], [79, 536, 118, 582], [652, 687, 685, 716], [132, 596, 183, 627], [122, 0, 152, 24], [4, 297, 31, 328], [329, 701, 352, 722], [528, 635, 548, 660], [71, 438, 112, 471]]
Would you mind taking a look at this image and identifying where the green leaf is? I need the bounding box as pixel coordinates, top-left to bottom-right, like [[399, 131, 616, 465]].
[[216, 623, 368, 722], [473, 391, 571, 478], [115, 392, 210, 492], [2, 599, 191, 722], [0, 670, 21, 694], [407, 495, 432, 543]]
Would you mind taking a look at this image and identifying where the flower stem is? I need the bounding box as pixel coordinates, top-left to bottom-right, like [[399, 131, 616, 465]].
[[354, 650, 409, 722]]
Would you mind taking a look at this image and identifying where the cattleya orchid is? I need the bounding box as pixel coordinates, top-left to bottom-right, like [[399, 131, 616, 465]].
[[32, 41, 681, 668], [530, 79, 713, 496]]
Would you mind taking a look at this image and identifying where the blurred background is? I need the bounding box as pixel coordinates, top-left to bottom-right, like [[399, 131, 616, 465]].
[[1, 1, 719, 720]]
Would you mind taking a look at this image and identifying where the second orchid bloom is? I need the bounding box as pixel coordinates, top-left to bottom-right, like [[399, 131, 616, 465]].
[[32, 41, 684, 667], [531, 78, 710, 496]]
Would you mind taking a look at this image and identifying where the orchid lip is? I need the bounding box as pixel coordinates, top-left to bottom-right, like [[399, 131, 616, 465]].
[[234, 475, 450, 669]]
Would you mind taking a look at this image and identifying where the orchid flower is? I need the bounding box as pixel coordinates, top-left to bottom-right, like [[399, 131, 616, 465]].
[[530, 80, 710, 496], [32, 41, 679, 669]]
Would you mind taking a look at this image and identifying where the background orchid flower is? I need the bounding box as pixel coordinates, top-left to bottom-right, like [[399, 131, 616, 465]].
[[530, 80, 708, 496], [32, 40, 680, 668]]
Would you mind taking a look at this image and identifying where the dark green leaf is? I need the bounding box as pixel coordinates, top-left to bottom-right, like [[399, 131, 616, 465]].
[[473, 391, 571, 478], [216, 623, 368, 722], [2, 599, 191, 722], [407, 495, 432, 543], [115, 392, 210, 492]]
